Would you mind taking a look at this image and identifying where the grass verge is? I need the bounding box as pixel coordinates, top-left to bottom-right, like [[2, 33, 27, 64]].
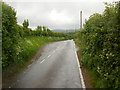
[[74, 39, 94, 88], [74, 38, 112, 89], [2, 36, 65, 87]]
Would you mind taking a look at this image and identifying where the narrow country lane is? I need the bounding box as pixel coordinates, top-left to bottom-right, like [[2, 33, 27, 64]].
[[7, 40, 85, 88]]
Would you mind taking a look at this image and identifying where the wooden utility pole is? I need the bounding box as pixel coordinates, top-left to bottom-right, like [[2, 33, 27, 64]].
[[80, 11, 82, 30]]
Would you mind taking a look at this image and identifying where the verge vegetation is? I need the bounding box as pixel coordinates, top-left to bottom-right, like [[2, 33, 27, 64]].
[[2, 2, 71, 70], [75, 2, 120, 88]]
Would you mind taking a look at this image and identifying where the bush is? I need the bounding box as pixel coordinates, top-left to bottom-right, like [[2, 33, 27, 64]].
[[2, 2, 20, 68], [2, 2, 70, 69], [76, 1, 120, 88]]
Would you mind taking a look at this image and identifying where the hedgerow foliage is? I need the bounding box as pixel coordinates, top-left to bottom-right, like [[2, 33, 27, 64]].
[[76, 2, 120, 88], [2, 2, 20, 68], [2, 2, 72, 68]]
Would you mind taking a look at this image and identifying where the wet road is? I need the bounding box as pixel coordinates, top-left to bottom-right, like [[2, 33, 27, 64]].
[[9, 40, 85, 88]]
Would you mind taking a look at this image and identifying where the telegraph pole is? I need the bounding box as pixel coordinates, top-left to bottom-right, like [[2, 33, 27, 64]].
[[80, 11, 82, 30]]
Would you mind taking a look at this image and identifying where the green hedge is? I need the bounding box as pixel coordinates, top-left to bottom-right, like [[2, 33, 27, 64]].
[[2, 2, 71, 68], [76, 2, 120, 88]]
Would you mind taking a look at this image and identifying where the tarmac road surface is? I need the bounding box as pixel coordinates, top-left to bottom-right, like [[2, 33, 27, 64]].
[[8, 40, 85, 88]]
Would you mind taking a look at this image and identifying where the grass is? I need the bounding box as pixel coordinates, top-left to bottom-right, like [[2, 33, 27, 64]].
[[3, 36, 65, 87], [89, 69, 106, 88], [74, 39, 110, 89], [17, 36, 65, 65], [15, 36, 65, 68]]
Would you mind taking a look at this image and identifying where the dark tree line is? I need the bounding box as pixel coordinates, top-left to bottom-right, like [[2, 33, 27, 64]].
[[17, 19, 71, 38]]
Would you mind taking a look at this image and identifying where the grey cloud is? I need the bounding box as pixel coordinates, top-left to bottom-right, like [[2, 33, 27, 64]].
[[4, 1, 115, 30]]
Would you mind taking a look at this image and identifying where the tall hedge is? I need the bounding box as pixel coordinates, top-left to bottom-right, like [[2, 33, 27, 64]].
[[76, 2, 120, 88], [2, 2, 20, 68], [2, 2, 72, 68]]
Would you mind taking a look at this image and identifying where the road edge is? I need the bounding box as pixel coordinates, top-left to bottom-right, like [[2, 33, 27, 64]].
[[73, 40, 86, 89]]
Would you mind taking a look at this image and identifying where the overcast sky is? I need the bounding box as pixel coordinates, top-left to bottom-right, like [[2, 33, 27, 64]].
[[4, 0, 117, 30]]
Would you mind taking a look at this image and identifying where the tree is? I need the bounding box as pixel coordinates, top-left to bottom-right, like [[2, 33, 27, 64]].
[[2, 2, 20, 68], [42, 26, 47, 36], [76, 1, 120, 88], [36, 26, 42, 36], [47, 28, 53, 36], [22, 19, 29, 28]]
